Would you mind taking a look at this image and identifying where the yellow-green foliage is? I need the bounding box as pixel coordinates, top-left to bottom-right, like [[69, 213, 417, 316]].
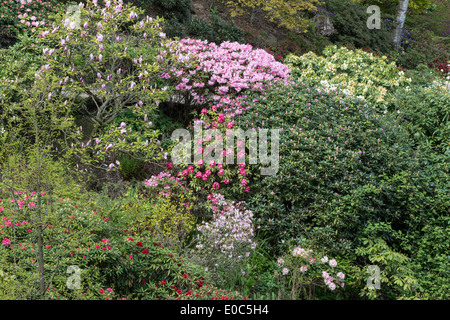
[[223, 0, 319, 33], [285, 45, 412, 108], [120, 193, 196, 241], [0, 266, 30, 300], [0, 151, 82, 200]]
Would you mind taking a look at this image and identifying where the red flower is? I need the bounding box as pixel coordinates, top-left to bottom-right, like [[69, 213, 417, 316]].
[[128, 237, 133, 241], [211, 297, 218, 300], [182, 273, 188, 278], [169, 254, 173, 258], [186, 290, 192, 296], [160, 280, 166, 285], [136, 241, 143, 247], [142, 248, 149, 255], [141, 278, 146, 284], [221, 296, 228, 300]]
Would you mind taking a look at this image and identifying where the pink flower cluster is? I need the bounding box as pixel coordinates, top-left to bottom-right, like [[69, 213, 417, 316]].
[[163, 38, 290, 116], [320, 256, 345, 290], [13, 0, 60, 31], [144, 171, 177, 188], [144, 170, 189, 198], [0, 217, 29, 229]]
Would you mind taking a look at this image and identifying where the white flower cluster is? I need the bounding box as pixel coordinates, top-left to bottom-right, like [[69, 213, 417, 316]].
[[196, 194, 256, 260], [320, 257, 344, 290], [292, 246, 312, 258]]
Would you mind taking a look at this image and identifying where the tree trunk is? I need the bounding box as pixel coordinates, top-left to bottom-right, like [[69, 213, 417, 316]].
[[392, 0, 409, 49], [250, 7, 256, 26], [34, 112, 46, 300]]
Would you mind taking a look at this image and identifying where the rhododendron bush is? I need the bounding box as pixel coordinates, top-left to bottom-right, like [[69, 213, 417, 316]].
[[0, 0, 62, 36], [0, 192, 222, 299], [285, 46, 412, 110], [275, 246, 347, 299], [161, 38, 290, 116]]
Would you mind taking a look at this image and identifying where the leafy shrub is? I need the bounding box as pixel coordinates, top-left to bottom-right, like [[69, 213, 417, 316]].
[[285, 31, 333, 56], [410, 213, 450, 299], [118, 152, 145, 180], [162, 17, 187, 39], [285, 45, 411, 110], [237, 79, 442, 260], [0, 192, 222, 299], [136, 170, 196, 240], [187, 14, 245, 45], [354, 222, 421, 299], [0, 32, 45, 104], [0, 150, 82, 200], [135, 0, 192, 39], [324, 0, 392, 52], [136, 0, 191, 23], [0, 25, 16, 49], [265, 38, 303, 62], [393, 82, 450, 156]]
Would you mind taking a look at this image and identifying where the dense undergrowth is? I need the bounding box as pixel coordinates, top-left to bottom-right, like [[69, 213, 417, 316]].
[[0, 0, 448, 300]]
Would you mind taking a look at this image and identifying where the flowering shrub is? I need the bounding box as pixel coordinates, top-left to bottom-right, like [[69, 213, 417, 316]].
[[19, 0, 177, 175], [155, 280, 246, 300], [428, 57, 449, 77], [161, 38, 290, 111], [0, 0, 62, 36], [285, 45, 411, 110], [194, 193, 256, 260], [170, 193, 257, 290], [275, 246, 346, 299], [0, 191, 218, 299], [154, 38, 291, 202]]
